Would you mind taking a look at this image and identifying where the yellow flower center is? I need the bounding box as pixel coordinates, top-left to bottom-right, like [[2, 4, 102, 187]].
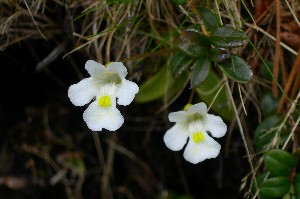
[[192, 132, 205, 143], [98, 95, 112, 108]]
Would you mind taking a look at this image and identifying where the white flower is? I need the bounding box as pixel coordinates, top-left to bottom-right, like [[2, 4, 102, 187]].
[[68, 60, 139, 131], [163, 102, 227, 164]]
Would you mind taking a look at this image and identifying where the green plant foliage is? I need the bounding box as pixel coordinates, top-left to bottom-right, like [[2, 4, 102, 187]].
[[135, 65, 169, 103], [261, 92, 281, 116], [294, 174, 300, 198], [253, 174, 273, 199], [197, 7, 220, 31], [169, 51, 192, 78], [254, 114, 283, 152], [167, 70, 190, 101], [209, 48, 231, 63], [181, 30, 211, 48], [259, 60, 274, 81], [190, 58, 211, 87], [264, 149, 297, 176], [179, 43, 208, 58], [217, 55, 253, 83], [196, 69, 233, 121], [209, 26, 247, 48], [172, 0, 187, 6], [260, 177, 290, 198], [135, 65, 190, 103]]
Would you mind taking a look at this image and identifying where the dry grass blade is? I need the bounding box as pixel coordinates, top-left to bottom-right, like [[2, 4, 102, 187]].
[[272, 0, 281, 98]]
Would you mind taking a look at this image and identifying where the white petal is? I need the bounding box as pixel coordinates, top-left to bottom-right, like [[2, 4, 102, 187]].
[[205, 114, 227, 138], [107, 62, 128, 78], [163, 124, 189, 151], [183, 135, 221, 164], [85, 60, 105, 77], [68, 77, 97, 106], [168, 111, 187, 123], [83, 101, 124, 131], [116, 80, 139, 106], [188, 120, 203, 133], [187, 102, 207, 114]]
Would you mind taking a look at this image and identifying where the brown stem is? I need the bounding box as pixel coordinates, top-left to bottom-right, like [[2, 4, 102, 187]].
[[272, 0, 281, 98], [277, 48, 300, 113]]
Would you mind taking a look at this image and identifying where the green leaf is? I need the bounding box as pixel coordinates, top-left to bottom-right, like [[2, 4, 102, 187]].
[[217, 55, 253, 83], [294, 174, 300, 198], [169, 51, 192, 77], [179, 43, 208, 58], [167, 70, 190, 102], [209, 26, 247, 48], [209, 48, 231, 63], [172, 0, 186, 6], [261, 92, 281, 116], [190, 58, 211, 87], [253, 174, 273, 199], [254, 114, 283, 152], [196, 69, 233, 121], [197, 7, 220, 31], [181, 30, 211, 47], [135, 65, 169, 103], [260, 177, 290, 198], [264, 149, 297, 176]]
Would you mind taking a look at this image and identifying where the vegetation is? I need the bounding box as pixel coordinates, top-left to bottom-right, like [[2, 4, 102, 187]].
[[0, 0, 299, 198]]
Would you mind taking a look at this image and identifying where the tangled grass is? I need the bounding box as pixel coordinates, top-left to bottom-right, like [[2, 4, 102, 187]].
[[0, 0, 299, 198]]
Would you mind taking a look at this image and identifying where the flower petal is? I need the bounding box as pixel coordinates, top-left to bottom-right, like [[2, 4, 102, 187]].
[[168, 111, 187, 123], [68, 77, 97, 106], [85, 60, 105, 77], [83, 101, 124, 131], [163, 124, 189, 151], [107, 62, 128, 78], [116, 80, 139, 106], [183, 134, 221, 164], [205, 114, 227, 138], [187, 102, 207, 114]]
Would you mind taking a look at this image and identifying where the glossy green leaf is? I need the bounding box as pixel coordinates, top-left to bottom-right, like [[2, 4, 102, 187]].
[[169, 51, 192, 77], [181, 30, 211, 47], [190, 58, 211, 87], [261, 92, 281, 116], [135, 65, 169, 103], [179, 43, 208, 58], [264, 149, 297, 176], [253, 174, 273, 199], [260, 177, 290, 198], [254, 114, 283, 152], [196, 69, 233, 121], [294, 174, 300, 198], [217, 55, 253, 83], [197, 7, 220, 31], [209, 48, 231, 63], [209, 26, 247, 48]]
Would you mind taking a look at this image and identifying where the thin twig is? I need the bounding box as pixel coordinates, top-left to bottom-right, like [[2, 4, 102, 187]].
[[223, 75, 258, 199], [272, 0, 281, 97], [23, 0, 47, 40], [245, 23, 297, 56], [277, 48, 300, 112]]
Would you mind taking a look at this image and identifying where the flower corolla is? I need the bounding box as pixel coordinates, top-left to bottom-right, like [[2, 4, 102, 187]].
[[68, 60, 139, 131], [163, 102, 227, 164]]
